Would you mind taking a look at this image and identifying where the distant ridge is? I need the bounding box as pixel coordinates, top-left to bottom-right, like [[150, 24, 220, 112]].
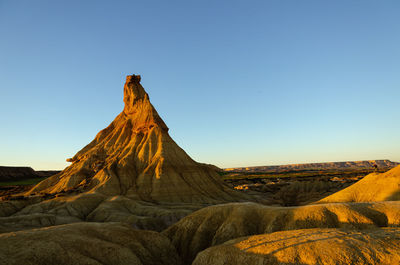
[[224, 160, 399, 173], [0, 166, 36, 181], [0, 166, 60, 181]]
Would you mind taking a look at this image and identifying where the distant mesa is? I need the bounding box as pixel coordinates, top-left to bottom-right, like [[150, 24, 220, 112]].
[[27, 74, 248, 204], [0, 166, 59, 182], [225, 160, 399, 173], [0, 167, 37, 181]]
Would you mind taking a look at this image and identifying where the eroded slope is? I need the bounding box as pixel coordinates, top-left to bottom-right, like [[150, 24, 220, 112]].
[[320, 165, 400, 203], [163, 201, 400, 263], [26, 74, 248, 204], [0, 222, 181, 265], [193, 228, 400, 265]]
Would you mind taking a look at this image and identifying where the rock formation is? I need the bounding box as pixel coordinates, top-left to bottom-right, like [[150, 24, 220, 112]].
[[0, 75, 255, 233], [192, 228, 400, 265], [0, 222, 182, 265], [27, 75, 247, 204], [163, 201, 400, 263], [319, 165, 400, 203]]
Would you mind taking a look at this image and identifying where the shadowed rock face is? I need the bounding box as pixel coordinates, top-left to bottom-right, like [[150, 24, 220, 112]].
[[27, 75, 247, 204], [0, 222, 182, 265], [0, 167, 37, 181]]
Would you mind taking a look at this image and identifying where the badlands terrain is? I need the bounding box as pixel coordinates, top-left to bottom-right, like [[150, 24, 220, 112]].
[[1, 75, 400, 265]]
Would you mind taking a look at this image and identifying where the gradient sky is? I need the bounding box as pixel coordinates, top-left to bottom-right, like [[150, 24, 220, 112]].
[[1, 0, 399, 170]]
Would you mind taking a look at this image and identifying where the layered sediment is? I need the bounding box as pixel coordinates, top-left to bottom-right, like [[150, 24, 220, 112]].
[[27, 75, 248, 204]]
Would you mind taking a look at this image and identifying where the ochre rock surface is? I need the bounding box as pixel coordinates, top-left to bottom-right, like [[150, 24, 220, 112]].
[[27, 75, 248, 204], [0, 222, 181, 265], [319, 165, 400, 203], [163, 201, 400, 264], [193, 228, 400, 265]]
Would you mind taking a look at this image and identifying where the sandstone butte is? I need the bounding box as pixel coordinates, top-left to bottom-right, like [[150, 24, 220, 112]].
[[1, 75, 400, 265], [0, 74, 256, 235], [28, 74, 249, 204]]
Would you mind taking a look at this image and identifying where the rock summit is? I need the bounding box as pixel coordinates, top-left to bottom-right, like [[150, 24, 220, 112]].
[[28, 75, 245, 203]]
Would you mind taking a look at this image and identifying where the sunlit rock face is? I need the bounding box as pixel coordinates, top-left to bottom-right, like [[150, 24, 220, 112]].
[[0, 75, 256, 234], [27, 75, 248, 204], [319, 165, 400, 203], [192, 228, 400, 265], [163, 201, 400, 264]]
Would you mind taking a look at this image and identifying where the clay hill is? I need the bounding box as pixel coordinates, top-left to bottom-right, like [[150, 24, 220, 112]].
[[28, 74, 247, 204], [225, 159, 399, 173], [0, 75, 253, 234], [319, 165, 400, 203]]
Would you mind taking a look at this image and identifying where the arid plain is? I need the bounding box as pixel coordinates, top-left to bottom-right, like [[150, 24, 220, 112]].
[[1, 75, 400, 265]]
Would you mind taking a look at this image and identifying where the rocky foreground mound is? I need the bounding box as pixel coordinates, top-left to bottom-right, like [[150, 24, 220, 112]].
[[163, 201, 400, 263], [3, 200, 400, 264], [0, 222, 181, 265], [320, 165, 400, 203], [193, 228, 400, 265]]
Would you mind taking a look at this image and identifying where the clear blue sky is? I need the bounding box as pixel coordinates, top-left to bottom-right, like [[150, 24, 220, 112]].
[[1, 0, 399, 170]]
